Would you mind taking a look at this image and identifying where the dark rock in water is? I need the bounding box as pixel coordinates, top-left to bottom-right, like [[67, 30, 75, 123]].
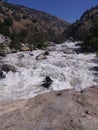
[[45, 76, 53, 82], [42, 76, 53, 89], [42, 82, 52, 89], [0, 70, 6, 79], [2, 64, 16, 73], [29, 53, 34, 56], [44, 51, 49, 55], [0, 52, 6, 57], [91, 66, 98, 71]]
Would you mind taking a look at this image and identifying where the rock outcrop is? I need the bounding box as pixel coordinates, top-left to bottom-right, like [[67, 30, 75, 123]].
[[0, 86, 98, 130]]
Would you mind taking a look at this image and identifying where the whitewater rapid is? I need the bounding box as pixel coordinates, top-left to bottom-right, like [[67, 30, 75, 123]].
[[0, 41, 98, 102]]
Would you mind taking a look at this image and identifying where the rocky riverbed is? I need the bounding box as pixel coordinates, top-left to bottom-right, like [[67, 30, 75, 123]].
[[0, 41, 98, 129], [0, 41, 98, 104]]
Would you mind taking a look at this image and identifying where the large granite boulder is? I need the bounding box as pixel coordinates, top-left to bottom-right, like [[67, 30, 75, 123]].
[[0, 86, 98, 130]]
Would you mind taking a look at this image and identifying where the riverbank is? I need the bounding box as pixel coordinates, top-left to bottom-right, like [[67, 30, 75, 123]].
[[0, 86, 98, 130]]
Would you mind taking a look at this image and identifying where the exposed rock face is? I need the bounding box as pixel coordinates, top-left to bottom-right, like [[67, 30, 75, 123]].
[[0, 86, 98, 130], [0, 34, 11, 46], [0, 34, 11, 54]]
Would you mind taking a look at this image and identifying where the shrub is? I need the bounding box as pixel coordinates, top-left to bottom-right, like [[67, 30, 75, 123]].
[[4, 18, 13, 26]]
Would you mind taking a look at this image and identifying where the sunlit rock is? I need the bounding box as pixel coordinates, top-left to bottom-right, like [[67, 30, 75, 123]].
[[36, 53, 46, 60]]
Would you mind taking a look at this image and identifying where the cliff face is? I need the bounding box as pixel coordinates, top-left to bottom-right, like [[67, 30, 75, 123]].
[[0, 1, 69, 48], [0, 86, 98, 130]]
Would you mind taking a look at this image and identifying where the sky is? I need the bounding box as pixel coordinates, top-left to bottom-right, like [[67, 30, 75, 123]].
[[7, 0, 98, 23]]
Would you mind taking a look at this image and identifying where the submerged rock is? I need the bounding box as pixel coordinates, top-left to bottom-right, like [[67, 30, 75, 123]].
[[1, 86, 98, 130], [42, 76, 53, 89], [1, 64, 16, 73], [36, 53, 46, 60]]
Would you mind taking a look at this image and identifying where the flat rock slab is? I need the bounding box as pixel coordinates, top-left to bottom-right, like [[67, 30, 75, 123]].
[[0, 86, 98, 130]]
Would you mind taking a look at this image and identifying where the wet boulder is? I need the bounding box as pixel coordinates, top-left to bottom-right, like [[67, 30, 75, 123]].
[[36, 53, 46, 60], [1, 64, 16, 73], [0, 70, 5, 79], [29, 53, 34, 56], [64, 49, 75, 54], [42, 76, 53, 89], [44, 51, 49, 55], [92, 66, 98, 72]]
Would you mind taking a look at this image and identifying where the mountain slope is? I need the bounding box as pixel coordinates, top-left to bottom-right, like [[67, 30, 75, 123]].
[[0, 1, 69, 50], [65, 5, 98, 41]]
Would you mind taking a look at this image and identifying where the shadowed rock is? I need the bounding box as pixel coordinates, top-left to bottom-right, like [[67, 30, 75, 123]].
[[44, 51, 49, 55], [91, 66, 98, 71], [1, 64, 16, 73], [42, 76, 53, 89], [0, 70, 5, 79]]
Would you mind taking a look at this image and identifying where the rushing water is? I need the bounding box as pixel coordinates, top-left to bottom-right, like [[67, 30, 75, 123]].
[[0, 41, 98, 102]]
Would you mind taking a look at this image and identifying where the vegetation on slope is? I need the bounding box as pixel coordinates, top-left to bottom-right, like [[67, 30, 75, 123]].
[[65, 5, 98, 52], [0, 1, 69, 49]]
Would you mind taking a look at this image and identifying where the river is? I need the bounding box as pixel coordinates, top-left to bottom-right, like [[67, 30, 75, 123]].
[[0, 41, 98, 103]]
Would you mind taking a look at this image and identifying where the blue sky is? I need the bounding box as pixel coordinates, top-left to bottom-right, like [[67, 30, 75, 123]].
[[8, 0, 98, 23]]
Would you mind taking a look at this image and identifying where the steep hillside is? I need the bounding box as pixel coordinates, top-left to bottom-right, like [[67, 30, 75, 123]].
[[66, 6, 98, 41], [0, 1, 69, 50], [64, 5, 98, 51]]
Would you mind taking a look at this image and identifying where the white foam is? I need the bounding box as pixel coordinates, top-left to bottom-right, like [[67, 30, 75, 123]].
[[0, 41, 97, 102]]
